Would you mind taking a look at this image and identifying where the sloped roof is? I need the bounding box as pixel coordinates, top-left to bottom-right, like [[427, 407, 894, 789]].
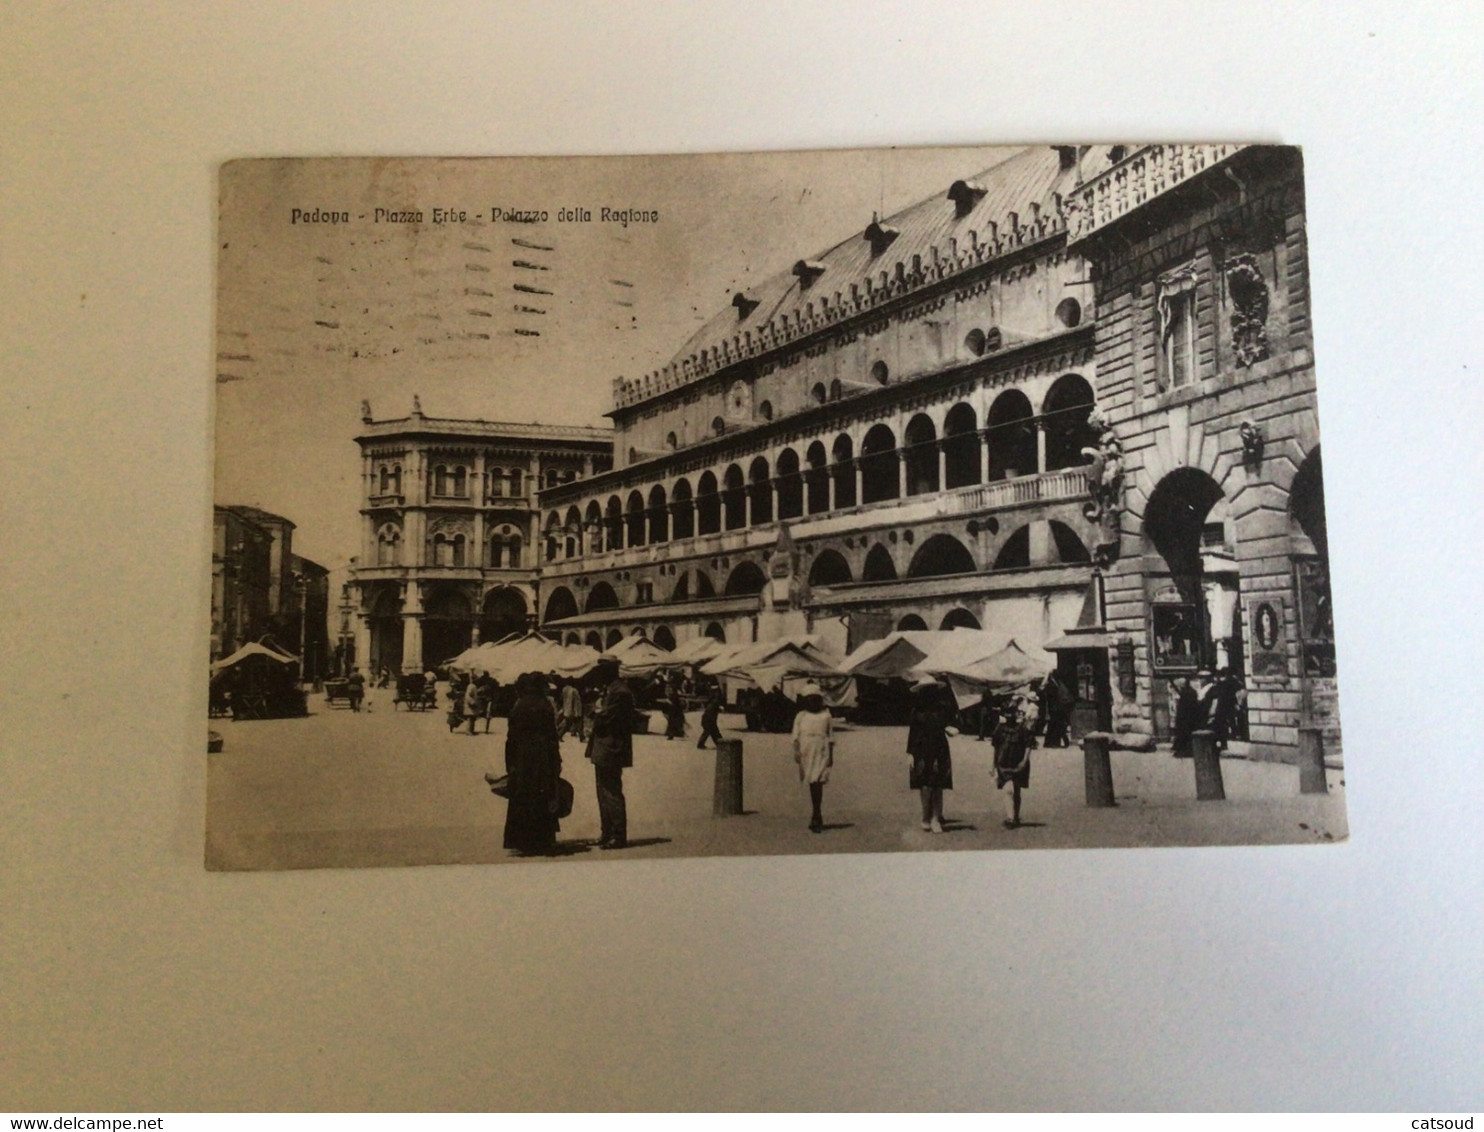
[[614, 146, 1085, 411]]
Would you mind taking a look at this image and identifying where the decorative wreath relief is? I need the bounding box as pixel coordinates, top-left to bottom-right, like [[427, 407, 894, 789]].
[[1225, 253, 1270, 367]]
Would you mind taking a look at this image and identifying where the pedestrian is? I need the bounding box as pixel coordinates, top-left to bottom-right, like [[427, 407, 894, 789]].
[[447, 672, 468, 732], [1031, 678, 1050, 739], [558, 679, 584, 741], [464, 674, 487, 735], [790, 684, 834, 832], [345, 667, 365, 712], [1194, 668, 1219, 740], [501, 672, 563, 857], [696, 689, 724, 750], [1171, 673, 1200, 758], [993, 695, 1034, 829], [662, 688, 686, 740], [1044, 670, 1074, 748], [906, 677, 954, 834], [1211, 667, 1241, 750], [585, 658, 634, 850]]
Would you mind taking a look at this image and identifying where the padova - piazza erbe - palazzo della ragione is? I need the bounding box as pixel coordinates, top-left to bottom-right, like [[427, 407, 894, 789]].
[[354, 144, 1339, 763]]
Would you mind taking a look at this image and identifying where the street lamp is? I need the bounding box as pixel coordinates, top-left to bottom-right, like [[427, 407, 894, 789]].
[[292, 571, 308, 682]]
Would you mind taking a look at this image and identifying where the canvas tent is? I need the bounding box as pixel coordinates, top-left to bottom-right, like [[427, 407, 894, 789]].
[[599, 634, 676, 676], [211, 641, 299, 673]]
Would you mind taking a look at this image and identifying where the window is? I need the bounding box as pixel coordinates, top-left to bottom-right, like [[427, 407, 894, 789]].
[[758, 400, 773, 421], [635, 582, 654, 604], [1158, 264, 1199, 389], [488, 468, 504, 497]]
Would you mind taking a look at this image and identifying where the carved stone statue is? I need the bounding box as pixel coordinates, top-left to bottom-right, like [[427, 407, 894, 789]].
[[411, 393, 423, 415], [1081, 413, 1125, 566], [1224, 252, 1271, 367], [359, 399, 373, 423]]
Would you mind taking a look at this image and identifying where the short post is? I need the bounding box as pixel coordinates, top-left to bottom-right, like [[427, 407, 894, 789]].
[[713, 738, 744, 816], [1298, 725, 1328, 795], [1083, 732, 1116, 808], [1192, 729, 1226, 801]]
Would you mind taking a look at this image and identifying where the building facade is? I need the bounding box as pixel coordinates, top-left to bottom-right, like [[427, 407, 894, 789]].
[[536, 147, 1108, 663], [211, 506, 274, 660], [349, 399, 612, 673], [1065, 144, 1337, 759]]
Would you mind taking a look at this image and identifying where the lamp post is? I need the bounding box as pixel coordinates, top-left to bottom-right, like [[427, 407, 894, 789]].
[[292, 571, 308, 683]]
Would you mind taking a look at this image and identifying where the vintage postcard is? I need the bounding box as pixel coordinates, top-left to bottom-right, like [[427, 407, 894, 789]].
[[210, 145, 1346, 870]]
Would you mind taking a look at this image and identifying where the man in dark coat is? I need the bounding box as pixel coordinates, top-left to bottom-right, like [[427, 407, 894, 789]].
[[586, 659, 634, 849], [1171, 674, 1200, 758], [696, 690, 724, 750], [502, 672, 563, 856]]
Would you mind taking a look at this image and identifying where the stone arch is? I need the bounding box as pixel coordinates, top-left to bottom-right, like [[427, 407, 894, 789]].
[[987, 389, 1037, 480], [940, 607, 981, 630], [703, 621, 727, 642], [811, 382, 827, 405], [943, 402, 981, 488], [1049, 520, 1092, 564], [584, 500, 604, 553], [862, 543, 898, 582], [605, 628, 624, 649], [831, 433, 856, 509], [861, 422, 899, 503], [423, 584, 475, 667], [808, 549, 853, 587], [896, 613, 928, 631], [908, 533, 976, 578], [722, 464, 746, 531], [481, 586, 528, 643], [904, 413, 939, 495], [375, 522, 402, 566], [696, 471, 721, 535], [584, 630, 603, 651], [805, 441, 830, 514], [652, 625, 677, 651], [625, 489, 647, 547], [775, 448, 803, 519], [724, 559, 767, 596], [993, 525, 1031, 570], [648, 484, 669, 544], [1042, 373, 1098, 472], [604, 495, 624, 551], [748, 456, 772, 525], [544, 586, 579, 623], [671, 477, 695, 540], [585, 581, 621, 613], [1144, 467, 1226, 603]]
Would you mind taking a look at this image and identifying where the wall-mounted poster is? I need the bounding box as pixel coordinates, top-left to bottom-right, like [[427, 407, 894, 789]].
[[210, 144, 1347, 869], [1151, 602, 1201, 672], [1250, 597, 1287, 677]]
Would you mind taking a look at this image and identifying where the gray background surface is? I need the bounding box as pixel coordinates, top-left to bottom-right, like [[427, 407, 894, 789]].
[[2, 1, 1480, 1110]]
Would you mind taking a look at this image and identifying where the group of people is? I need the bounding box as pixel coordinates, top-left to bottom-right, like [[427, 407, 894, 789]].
[[489, 657, 640, 856], [1170, 668, 1246, 757]]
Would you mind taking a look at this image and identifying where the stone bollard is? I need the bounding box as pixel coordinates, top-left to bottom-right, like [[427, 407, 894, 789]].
[[1298, 725, 1328, 795], [713, 738, 744, 816], [1083, 732, 1116, 808], [1192, 730, 1226, 801]]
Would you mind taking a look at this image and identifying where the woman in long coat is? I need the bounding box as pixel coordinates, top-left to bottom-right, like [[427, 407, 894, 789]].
[[907, 679, 954, 834], [790, 686, 834, 832], [503, 672, 563, 856]]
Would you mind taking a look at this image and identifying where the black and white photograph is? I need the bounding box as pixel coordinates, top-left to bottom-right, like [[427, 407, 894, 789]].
[[211, 144, 1347, 870]]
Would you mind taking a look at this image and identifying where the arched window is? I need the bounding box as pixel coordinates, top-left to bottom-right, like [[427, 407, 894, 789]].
[[1049, 521, 1091, 564], [626, 490, 647, 547], [775, 449, 803, 519], [703, 622, 726, 642], [452, 467, 467, 497], [993, 526, 1031, 570], [943, 402, 981, 488], [648, 484, 669, 544], [481, 587, 528, 642], [724, 560, 767, 596], [378, 465, 392, 493], [666, 432, 678, 450], [697, 471, 721, 535], [487, 467, 504, 498], [940, 608, 981, 630], [584, 630, 603, 651], [829, 378, 843, 402], [908, 534, 975, 578], [964, 328, 985, 356], [758, 400, 773, 421], [652, 625, 677, 651], [870, 360, 889, 384], [712, 416, 726, 437], [986, 389, 1037, 480], [805, 441, 830, 514], [586, 582, 620, 613], [811, 383, 827, 405], [860, 423, 899, 503], [831, 434, 856, 509], [723, 465, 746, 531], [807, 549, 852, 587], [376, 524, 401, 566], [605, 495, 624, 550], [542, 513, 562, 563], [897, 613, 928, 631], [671, 478, 695, 540], [585, 500, 604, 554], [904, 413, 939, 495], [434, 465, 450, 496], [748, 457, 772, 525], [605, 628, 623, 649], [1042, 374, 1098, 472], [433, 532, 467, 567], [508, 468, 523, 497], [862, 543, 897, 582]]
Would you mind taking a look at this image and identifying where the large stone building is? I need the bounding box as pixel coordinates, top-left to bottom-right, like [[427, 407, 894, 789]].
[[536, 146, 1106, 665], [212, 505, 329, 675], [1064, 143, 1337, 759], [349, 399, 612, 673]]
